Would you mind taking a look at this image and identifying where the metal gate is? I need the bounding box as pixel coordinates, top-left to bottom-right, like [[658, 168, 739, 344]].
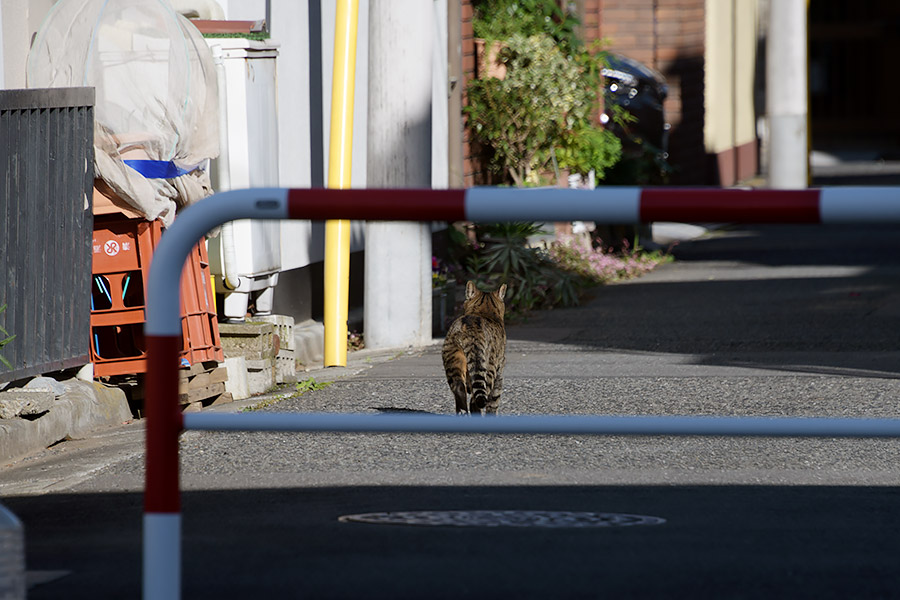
[[142, 185, 900, 599], [0, 87, 94, 383]]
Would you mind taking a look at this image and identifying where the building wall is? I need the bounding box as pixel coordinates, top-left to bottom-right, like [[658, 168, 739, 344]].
[[704, 0, 759, 186], [1, 0, 57, 88]]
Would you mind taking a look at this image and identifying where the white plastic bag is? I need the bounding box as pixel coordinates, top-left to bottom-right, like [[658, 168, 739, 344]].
[[28, 0, 219, 226]]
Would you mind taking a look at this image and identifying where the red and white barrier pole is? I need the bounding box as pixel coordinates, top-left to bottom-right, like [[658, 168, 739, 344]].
[[142, 334, 182, 600], [275, 186, 900, 223], [144, 186, 900, 598], [144, 189, 290, 600]]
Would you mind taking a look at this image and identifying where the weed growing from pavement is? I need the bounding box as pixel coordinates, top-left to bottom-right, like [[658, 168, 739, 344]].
[[240, 377, 332, 412], [294, 377, 331, 394]]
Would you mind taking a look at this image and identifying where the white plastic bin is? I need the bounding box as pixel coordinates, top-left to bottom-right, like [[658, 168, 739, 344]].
[[208, 38, 282, 321]]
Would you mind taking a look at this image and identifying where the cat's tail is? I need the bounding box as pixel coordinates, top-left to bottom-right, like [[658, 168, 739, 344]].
[[469, 354, 490, 412], [470, 389, 488, 411]]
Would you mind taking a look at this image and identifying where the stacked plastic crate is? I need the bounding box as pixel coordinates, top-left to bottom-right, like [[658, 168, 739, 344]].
[[90, 187, 229, 410]]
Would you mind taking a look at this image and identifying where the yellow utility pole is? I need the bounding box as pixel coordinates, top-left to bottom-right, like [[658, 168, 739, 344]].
[[323, 0, 359, 366]]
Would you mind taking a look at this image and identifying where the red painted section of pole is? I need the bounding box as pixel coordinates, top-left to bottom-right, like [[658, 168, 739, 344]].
[[287, 188, 466, 221], [145, 335, 184, 514], [639, 189, 821, 223]]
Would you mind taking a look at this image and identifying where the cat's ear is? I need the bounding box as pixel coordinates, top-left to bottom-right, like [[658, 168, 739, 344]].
[[466, 280, 477, 299], [497, 284, 507, 300]]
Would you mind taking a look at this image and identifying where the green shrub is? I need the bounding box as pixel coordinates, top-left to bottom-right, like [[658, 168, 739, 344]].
[[466, 33, 596, 186], [466, 3, 622, 187], [472, 0, 581, 50], [555, 124, 623, 182]]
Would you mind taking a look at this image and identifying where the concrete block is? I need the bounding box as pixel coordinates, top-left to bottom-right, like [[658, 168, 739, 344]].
[[224, 357, 250, 401], [0, 375, 69, 419], [275, 349, 297, 384], [245, 358, 276, 395], [61, 381, 133, 436], [218, 322, 276, 361], [24, 376, 67, 396], [256, 314, 295, 350]]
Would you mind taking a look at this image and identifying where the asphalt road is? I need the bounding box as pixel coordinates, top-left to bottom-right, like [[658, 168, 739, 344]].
[[3, 222, 900, 598]]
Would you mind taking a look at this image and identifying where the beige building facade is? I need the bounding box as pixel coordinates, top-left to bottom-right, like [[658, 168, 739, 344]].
[[704, 0, 760, 186]]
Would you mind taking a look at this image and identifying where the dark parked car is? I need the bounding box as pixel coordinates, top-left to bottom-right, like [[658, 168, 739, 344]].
[[594, 53, 671, 250], [600, 53, 670, 159]]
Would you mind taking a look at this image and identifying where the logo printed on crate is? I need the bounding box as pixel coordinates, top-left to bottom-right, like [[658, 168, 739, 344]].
[[95, 239, 132, 256]]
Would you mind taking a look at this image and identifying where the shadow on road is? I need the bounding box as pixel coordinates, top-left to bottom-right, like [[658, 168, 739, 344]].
[[508, 223, 900, 378], [7, 484, 900, 599], [669, 223, 900, 268]]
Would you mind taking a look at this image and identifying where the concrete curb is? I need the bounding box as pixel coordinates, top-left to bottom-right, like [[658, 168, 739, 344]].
[[0, 380, 131, 465]]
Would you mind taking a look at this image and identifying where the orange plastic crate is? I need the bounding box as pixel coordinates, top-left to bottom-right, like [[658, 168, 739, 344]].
[[90, 215, 223, 377]]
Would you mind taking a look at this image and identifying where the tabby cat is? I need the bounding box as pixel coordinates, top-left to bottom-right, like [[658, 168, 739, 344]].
[[442, 281, 508, 415]]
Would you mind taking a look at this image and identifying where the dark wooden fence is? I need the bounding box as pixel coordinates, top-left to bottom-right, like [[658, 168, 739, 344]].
[[0, 87, 94, 384]]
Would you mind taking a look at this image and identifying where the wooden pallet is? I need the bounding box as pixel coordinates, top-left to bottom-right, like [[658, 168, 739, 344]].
[[179, 361, 232, 413], [131, 361, 232, 413]]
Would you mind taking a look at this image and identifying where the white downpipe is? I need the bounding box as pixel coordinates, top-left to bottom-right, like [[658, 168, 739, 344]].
[[211, 44, 241, 291], [220, 223, 241, 290]]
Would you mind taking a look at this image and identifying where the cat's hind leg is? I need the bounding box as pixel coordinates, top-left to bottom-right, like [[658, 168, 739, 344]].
[[450, 378, 469, 414], [483, 375, 502, 415], [444, 347, 470, 414]]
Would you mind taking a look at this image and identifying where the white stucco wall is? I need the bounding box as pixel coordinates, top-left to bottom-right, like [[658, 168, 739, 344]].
[[1, 0, 57, 89]]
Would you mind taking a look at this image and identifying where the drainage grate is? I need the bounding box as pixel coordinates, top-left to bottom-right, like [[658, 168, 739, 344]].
[[338, 510, 665, 528]]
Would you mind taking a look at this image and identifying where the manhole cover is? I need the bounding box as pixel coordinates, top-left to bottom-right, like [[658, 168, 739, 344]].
[[338, 510, 665, 528]]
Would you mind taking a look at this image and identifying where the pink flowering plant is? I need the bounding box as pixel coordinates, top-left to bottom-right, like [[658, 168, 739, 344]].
[[548, 234, 667, 284]]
